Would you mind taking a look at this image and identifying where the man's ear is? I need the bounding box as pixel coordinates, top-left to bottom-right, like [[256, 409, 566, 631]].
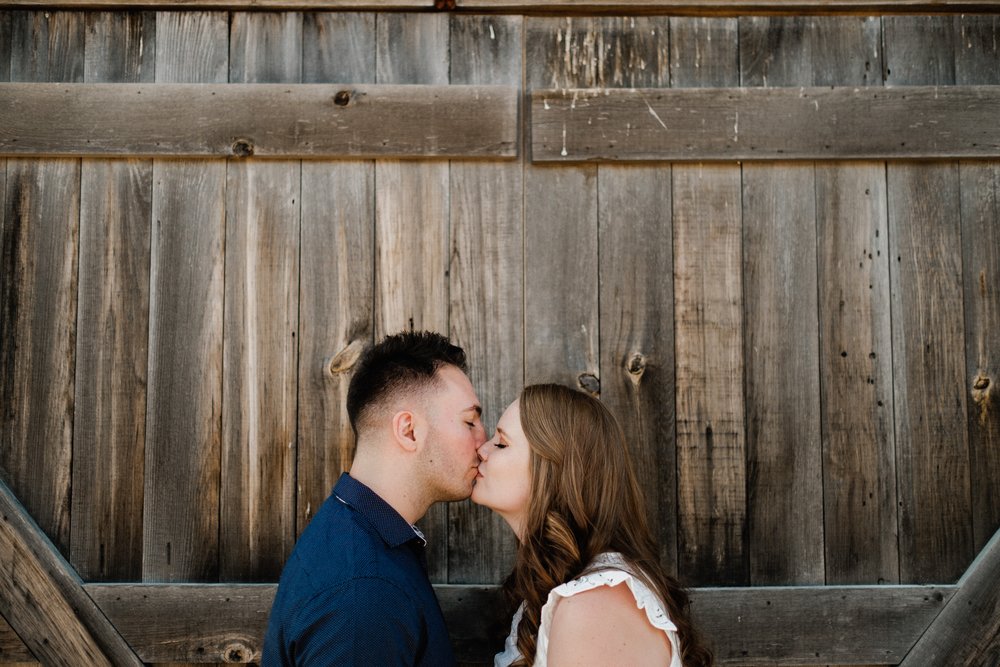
[[391, 410, 419, 453]]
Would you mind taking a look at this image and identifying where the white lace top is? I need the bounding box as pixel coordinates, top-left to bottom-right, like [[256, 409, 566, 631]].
[[494, 552, 683, 667]]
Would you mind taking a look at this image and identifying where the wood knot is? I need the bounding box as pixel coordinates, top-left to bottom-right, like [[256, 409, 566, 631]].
[[333, 90, 352, 107], [577, 373, 600, 395], [327, 339, 366, 376], [221, 641, 252, 663], [231, 139, 254, 157], [626, 353, 646, 385], [972, 373, 992, 427]]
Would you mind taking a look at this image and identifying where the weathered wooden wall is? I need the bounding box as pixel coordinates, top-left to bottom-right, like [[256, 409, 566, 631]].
[[1, 9, 999, 665]]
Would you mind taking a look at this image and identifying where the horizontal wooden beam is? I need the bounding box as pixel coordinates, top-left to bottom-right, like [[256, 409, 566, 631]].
[[532, 85, 1000, 162], [83, 582, 956, 664], [0, 481, 142, 666], [0, 83, 518, 159], [900, 525, 1000, 666], [1, 1, 999, 13]]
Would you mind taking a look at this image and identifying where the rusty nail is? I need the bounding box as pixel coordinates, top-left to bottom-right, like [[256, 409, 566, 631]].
[[231, 139, 254, 157], [334, 90, 351, 106]]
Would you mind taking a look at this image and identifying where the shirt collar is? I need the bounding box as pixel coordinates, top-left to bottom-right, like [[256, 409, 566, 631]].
[[333, 473, 425, 549]]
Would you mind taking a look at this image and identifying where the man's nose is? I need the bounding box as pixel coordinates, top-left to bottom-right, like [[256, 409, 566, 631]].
[[476, 442, 489, 461]]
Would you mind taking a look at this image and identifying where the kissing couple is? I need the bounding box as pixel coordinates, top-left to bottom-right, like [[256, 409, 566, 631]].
[[263, 331, 712, 666]]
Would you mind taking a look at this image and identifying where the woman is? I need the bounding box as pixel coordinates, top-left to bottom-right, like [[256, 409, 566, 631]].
[[472, 383, 712, 667]]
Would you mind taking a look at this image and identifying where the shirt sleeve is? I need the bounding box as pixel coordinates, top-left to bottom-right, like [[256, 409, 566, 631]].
[[288, 577, 426, 666]]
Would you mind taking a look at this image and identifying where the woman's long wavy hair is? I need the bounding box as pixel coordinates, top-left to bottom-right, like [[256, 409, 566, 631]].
[[504, 383, 712, 666]]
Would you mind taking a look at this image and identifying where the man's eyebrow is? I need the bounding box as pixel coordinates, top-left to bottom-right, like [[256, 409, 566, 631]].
[[466, 404, 482, 416]]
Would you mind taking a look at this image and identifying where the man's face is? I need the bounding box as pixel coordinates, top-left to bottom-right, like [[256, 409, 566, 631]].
[[419, 364, 487, 502]]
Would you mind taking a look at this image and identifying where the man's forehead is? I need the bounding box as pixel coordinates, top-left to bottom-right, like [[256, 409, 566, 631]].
[[434, 365, 480, 405]]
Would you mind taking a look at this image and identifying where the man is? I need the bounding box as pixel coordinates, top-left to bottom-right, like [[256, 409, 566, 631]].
[[263, 331, 487, 665]]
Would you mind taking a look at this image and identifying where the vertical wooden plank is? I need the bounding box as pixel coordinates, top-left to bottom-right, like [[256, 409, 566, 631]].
[[884, 16, 973, 584], [447, 15, 522, 584], [588, 17, 677, 573], [297, 12, 376, 536], [955, 15, 1000, 556], [143, 11, 227, 583], [816, 162, 898, 586], [71, 11, 155, 582], [741, 17, 885, 587], [0, 10, 84, 559], [738, 16, 823, 586], [221, 12, 302, 582], [375, 13, 450, 582], [771, 17, 900, 588], [670, 18, 746, 587], [0, 11, 8, 349], [523, 17, 600, 393]]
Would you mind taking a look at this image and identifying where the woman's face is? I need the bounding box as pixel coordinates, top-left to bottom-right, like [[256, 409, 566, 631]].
[[471, 398, 532, 540]]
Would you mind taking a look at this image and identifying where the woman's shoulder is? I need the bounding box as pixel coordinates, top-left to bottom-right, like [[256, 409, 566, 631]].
[[545, 565, 677, 665]]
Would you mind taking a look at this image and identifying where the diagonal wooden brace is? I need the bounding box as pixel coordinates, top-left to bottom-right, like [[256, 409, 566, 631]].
[[0, 479, 142, 666]]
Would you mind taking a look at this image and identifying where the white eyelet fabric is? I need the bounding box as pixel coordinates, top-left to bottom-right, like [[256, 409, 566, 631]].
[[494, 552, 683, 667]]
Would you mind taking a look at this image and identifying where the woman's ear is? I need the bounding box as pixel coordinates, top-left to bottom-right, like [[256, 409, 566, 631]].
[[391, 410, 419, 453]]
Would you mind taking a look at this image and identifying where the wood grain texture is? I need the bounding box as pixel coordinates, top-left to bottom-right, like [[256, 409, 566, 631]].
[[529, 85, 1000, 162], [374, 11, 451, 582], [83, 579, 961, 665], [817, 163, 898, 586], [220, 10, 301, 584], [523, 17, 602, 391], [297, 12, 376, 535], [4, 0, 1000, 9], [900, 527, 1000, 666], [742, 16, 882, 587], [89, 583, 274, 663], [142, 11, 227, 582], [446, 14, 522, 584], [0, 480, 142, 666], [70, 10, 155, 583], [599, 165, 677, 573], [955, 14, 1000, 557], [585, 16, 676, 573], [0, 82, 519, 159], [670, 17, 747, 587], [885, 15, 973, 585], [0, 9, 83, 562], [0, 158, 80, 559], [0, 613, 33, 662]]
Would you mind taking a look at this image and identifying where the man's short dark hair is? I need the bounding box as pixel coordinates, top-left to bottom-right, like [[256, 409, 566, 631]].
[[346, 331, 468, 436]]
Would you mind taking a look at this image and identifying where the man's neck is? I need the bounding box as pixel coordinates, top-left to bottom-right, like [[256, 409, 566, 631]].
[[349, 454, 428, 525]]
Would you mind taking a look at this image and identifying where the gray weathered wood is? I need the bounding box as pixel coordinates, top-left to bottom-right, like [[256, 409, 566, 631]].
[[530, 85, 1000, 162], [142, 10, 228, 582], [955, 14, 1000, 556], [0, 82, 519, 159], [220, 10, 301, 583], [82, 579, 961, 664], [70, 10, 155, 583], [599, 164, 677, 573], [446, 14, 522, 584], [589, 16, 676, 573], [88, 583, 275, 663], [901, 527, 1000, 666], [0, 480, 142, 665], [297, 12, 376, 536], [670, 17, 747, 587], [374, 11, 451, 583], [885, 15, 974, 585], [0, 613, 32, 662], [816, 163, 898, 585], [4, 0, 1000, 9], [0, 9, 83, 562], [523, 17, 601, 391], [739, 16, 834, 586]]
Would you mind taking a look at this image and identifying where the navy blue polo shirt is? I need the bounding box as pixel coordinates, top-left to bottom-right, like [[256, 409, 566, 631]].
[[262, 473, 456, 666]]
